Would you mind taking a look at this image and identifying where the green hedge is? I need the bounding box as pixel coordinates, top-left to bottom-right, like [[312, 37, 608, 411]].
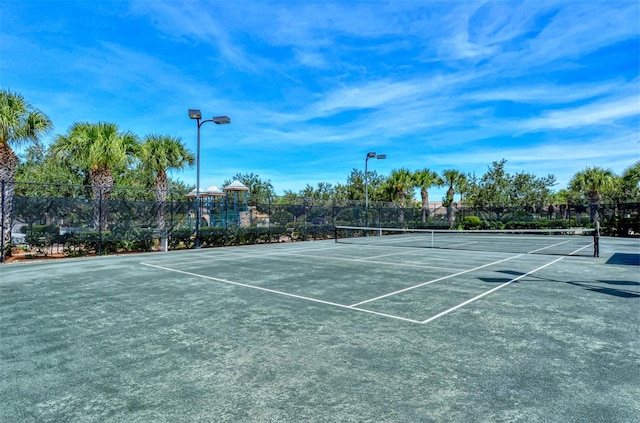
[[461, 216, 484, 230], [502, 219, 575, 230], [60, 229, 157, 255], [14, 212, 635, 261], [601, 216, 640, 237]]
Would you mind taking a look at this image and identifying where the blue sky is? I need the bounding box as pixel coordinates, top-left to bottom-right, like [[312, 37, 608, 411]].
[[2, 0, 639, 198]]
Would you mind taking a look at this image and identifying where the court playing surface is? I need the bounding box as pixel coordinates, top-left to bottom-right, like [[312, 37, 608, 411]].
[[1, 236, 639, 422]]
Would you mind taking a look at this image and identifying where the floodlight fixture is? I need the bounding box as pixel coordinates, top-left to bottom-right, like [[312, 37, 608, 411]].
[[212, 116, 230, 125], [188, 108, 231, 248], [365, 151, 387, 228]]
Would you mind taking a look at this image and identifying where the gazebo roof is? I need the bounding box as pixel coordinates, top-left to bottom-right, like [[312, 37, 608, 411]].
[[185, 185, 226, 198], [225, 180, 249, 191], [202, 184, 225, 196]]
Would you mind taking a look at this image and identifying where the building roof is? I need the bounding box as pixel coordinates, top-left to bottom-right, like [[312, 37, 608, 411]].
[[225, 180, 249, 191], [202, 184, 225, 197]]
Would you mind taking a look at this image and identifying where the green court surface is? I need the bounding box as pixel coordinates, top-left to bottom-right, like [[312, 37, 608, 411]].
[[1, 237, 639, 422]]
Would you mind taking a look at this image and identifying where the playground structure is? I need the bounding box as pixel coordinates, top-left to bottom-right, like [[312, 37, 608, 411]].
[[186, 180, 252, 228]]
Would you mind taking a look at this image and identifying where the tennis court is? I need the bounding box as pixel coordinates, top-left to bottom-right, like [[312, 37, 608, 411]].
[[1, 234, 639, 422]]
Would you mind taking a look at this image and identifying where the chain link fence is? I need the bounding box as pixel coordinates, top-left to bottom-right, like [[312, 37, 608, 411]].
[[2, 181, 638, 261]]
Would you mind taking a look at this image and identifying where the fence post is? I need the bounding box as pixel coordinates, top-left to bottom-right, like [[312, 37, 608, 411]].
[[98, 187, 102, 256], [169, 196, 174, 251], [332, 198, 336, 229], [268, 195, 271, 241], [1, 181, 5, 263]]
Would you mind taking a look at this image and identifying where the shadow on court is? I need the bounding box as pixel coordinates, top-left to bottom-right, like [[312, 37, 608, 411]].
[[479, 268, 640, 299], [606, 253, 640, 266], [567, 281, 640, 298]]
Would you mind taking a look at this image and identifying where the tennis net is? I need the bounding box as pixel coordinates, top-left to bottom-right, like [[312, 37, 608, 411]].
[[334, 226, 599, 257]]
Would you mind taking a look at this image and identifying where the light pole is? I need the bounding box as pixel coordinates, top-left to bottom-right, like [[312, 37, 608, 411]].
[[188, 109, 230, 248], [365, 151, 386, 228]]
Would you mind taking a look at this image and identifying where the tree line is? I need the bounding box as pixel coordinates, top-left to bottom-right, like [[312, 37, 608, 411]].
[[2, 89, 639, 250]]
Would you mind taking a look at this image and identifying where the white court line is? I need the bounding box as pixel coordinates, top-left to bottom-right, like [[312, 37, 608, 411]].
[[419, 242, 592, 324], [153, 243, 349, 267], [156, 242, 462, 272], [440, 238, 585, 254], [362, 250, 423, 260], [349, 254, 524, 307], [443, 241, 479, 249], [140, 262, 422, 324], [528, 238, 572, 254], [341, 231, 593, 256], [566, 242, 594, 255], [287, 252, 461, 272], [142, 243, 592, 325], [420, 256, 566, 324]]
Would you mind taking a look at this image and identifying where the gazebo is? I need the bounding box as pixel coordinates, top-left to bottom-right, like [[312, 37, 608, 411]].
[[224, 180, 250, 227], [186, 184, 227, 228], [201, 184, 226, 226], [185, 189, 199, 229]]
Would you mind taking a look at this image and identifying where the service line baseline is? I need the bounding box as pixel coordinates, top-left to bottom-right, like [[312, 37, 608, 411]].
[[140, 250, 577, 325]]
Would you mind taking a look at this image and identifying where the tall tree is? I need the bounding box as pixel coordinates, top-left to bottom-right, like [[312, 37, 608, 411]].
[[568, 166, 616, 222], [441, 169, 463, 227], [138, 134, 194, 243], [226, 172, 275, 204], [413, 169, 443, 223], [313, 182, 334, 201], [508, 172, 556, 213], [468, 159, 512, 213], [549, 189, 580, 220], [277, 190, 302, 204], [334, 168, 365, 201], [300, 184, 316, 200], [0, 90, 52, 256], [52, 122, 138, 230], [331, 168, 386, 202], [297, 182, 334, 202], [15, 140, 84, 196], [619, 161, 640, 202], [382, 168, 415, 225]]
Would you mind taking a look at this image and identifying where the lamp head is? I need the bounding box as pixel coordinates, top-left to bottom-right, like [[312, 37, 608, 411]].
[[367, 152, 376, 158], [212, 116, 231, 124], [188, 109, 202, 119], [376, 154, 386, 160]]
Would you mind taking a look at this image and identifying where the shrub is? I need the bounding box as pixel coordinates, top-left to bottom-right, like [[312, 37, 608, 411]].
[[199, 226, 228, 247], [74, 231, 102, 254], [169, 227, 194, 249], [121, 229, 155, 252], [461, 216, 483, 230], [25, 231, 53, 256]]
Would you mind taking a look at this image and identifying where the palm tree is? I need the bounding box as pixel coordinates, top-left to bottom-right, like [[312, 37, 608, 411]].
[[568, 166, 616, 222], [0, 90, 52, 258], [442, 169, 463, 227], [52, 122, 138, 231], [549, 189, 574, 220], [413, 169, 443, 223], [138, 134, 194, 249], [383, 168, 415, 226], [620, 161, 640, 202]]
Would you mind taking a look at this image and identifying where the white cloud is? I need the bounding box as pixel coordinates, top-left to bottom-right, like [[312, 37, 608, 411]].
[[465, 80, 631, 104], [526, 2, 639, 63], [312, 80, 421, 116], [520, 97, 640, 131], [294, 50, 327, 68]]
